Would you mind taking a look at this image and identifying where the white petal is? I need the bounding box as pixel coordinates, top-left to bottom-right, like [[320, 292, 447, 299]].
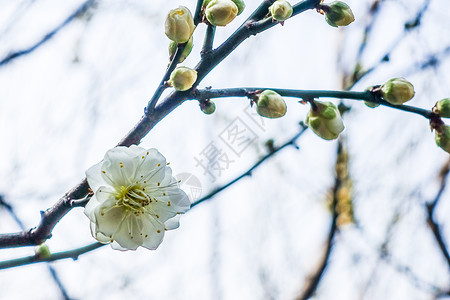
[[112, 215, 141, 250], [102, 146, 142, 187], [94, 198, 127, 239], [141, 214, 165, 250], [86, 161, 108, 191], [164, 215, 180, 230], [90, 222, 112, 243], [84, 186, 115, 221], [137, 150, 168, 186]]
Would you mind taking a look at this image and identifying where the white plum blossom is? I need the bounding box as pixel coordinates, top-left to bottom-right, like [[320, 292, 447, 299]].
[[84, 145, 190, 251]]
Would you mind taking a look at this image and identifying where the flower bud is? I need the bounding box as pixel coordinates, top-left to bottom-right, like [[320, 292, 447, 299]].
[[381, 78, 415, 105], [35, 243, 51, 259], [169, 36, 193, 63], [435, 125, 450, 154], [269, 0, 293, 22], [200, 100, 216, 114], [165, 6, 195, 44], [232, 0, 245, 15], [205, 0, 238, 27], [168, 66, 198, 91], [364, 101, 380, 108], [204, 0, 245, 14], [324, 1, 355, 27], [433, 98, 450, 118], [306, 100, 345, 140], [255, 90, 287, 119]]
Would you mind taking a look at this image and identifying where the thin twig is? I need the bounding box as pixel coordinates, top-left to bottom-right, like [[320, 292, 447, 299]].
[[191, 124, 308, 209], [201, 24, 216, 55], [0, 0, 95, 67], [192, 87, 438, 120], [0, 196, 73, 299], [426, 159, 450, 269], [0, 242, 104, 270]]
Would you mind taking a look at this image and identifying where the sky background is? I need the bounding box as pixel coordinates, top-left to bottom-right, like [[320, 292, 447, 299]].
[[0, 0, 449, 299]]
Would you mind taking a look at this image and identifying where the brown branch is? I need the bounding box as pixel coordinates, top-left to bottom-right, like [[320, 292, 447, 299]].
[[0, 0, 322, 249], [426, 158, 450, 269]]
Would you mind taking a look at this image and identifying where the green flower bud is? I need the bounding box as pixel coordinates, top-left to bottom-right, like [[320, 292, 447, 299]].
[[165, 6, 195, 44], [256, 90, 287, 119], [324, 1, 355, 27], [435, 125, 450, 154], [306, 100, 345, 140], [169, 36, 193, 63], [433, 98, 450, 118], [168, 66, 198, 91], [35, 243, 51, 259], [203, 0, 245, 15], [364, 101, 380, 108], [232, 0, 245, 15], [200, 100, 216, 114], [269, 0, 293, 22], [381, 78, 415, 105], [205, 0, 238, 27]]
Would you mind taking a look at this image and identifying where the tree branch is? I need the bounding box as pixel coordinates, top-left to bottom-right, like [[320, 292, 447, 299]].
[[191, 123, 308, 208], [192, 87, 438, 119], [296, 138, 348, 299], [426, 158, 450, 269], [0, 242, 104, 270], [0, 0, 324, 249], [0, 0, 95, 67]]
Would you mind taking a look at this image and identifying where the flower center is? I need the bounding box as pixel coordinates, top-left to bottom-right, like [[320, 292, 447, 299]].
[[115, 185, 151, 213]]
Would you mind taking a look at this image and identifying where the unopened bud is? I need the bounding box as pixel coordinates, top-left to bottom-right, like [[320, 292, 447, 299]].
[[35, 243, 51, 259], [256, 90, 287, 119], [364, 101, 380, 108], [169, 36, 193, 63], [204, 0, 245, 14], [269, 0, 293, 22], [381, 78, 415, 105], [306, 100, 345, 140], [165, 6, 195, 44], [167, 66, 198, 91], [232, 0, 245, 15], [324, 1, 355, 27], [200, 100, 216, 114], [205, 0, 238, 27], [435, 125, 450, 154], [433, 98, 450, 118]]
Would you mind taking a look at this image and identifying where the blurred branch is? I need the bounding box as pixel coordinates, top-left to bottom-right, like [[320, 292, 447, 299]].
[[0, 0, 321, 249], [0, 0, 95, 67], [192, 87, 438, 120], [0, 242, 104, 270], [348, 0, 432, 84], [296, 138, 350, 299], [191, 123, 308, 209], [0, 195, 72, 299], [426, 158, 450, 269]]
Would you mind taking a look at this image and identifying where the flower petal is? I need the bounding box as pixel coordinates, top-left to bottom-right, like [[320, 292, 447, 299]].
[[164, 215, 180, 230], [101, 146, 142, 187], [112, 215, 142, 250], [86, 161, 108, 191], [141, 214, 165, 250], [84, 186, 115, 221], [93, 198, 127, 239]]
